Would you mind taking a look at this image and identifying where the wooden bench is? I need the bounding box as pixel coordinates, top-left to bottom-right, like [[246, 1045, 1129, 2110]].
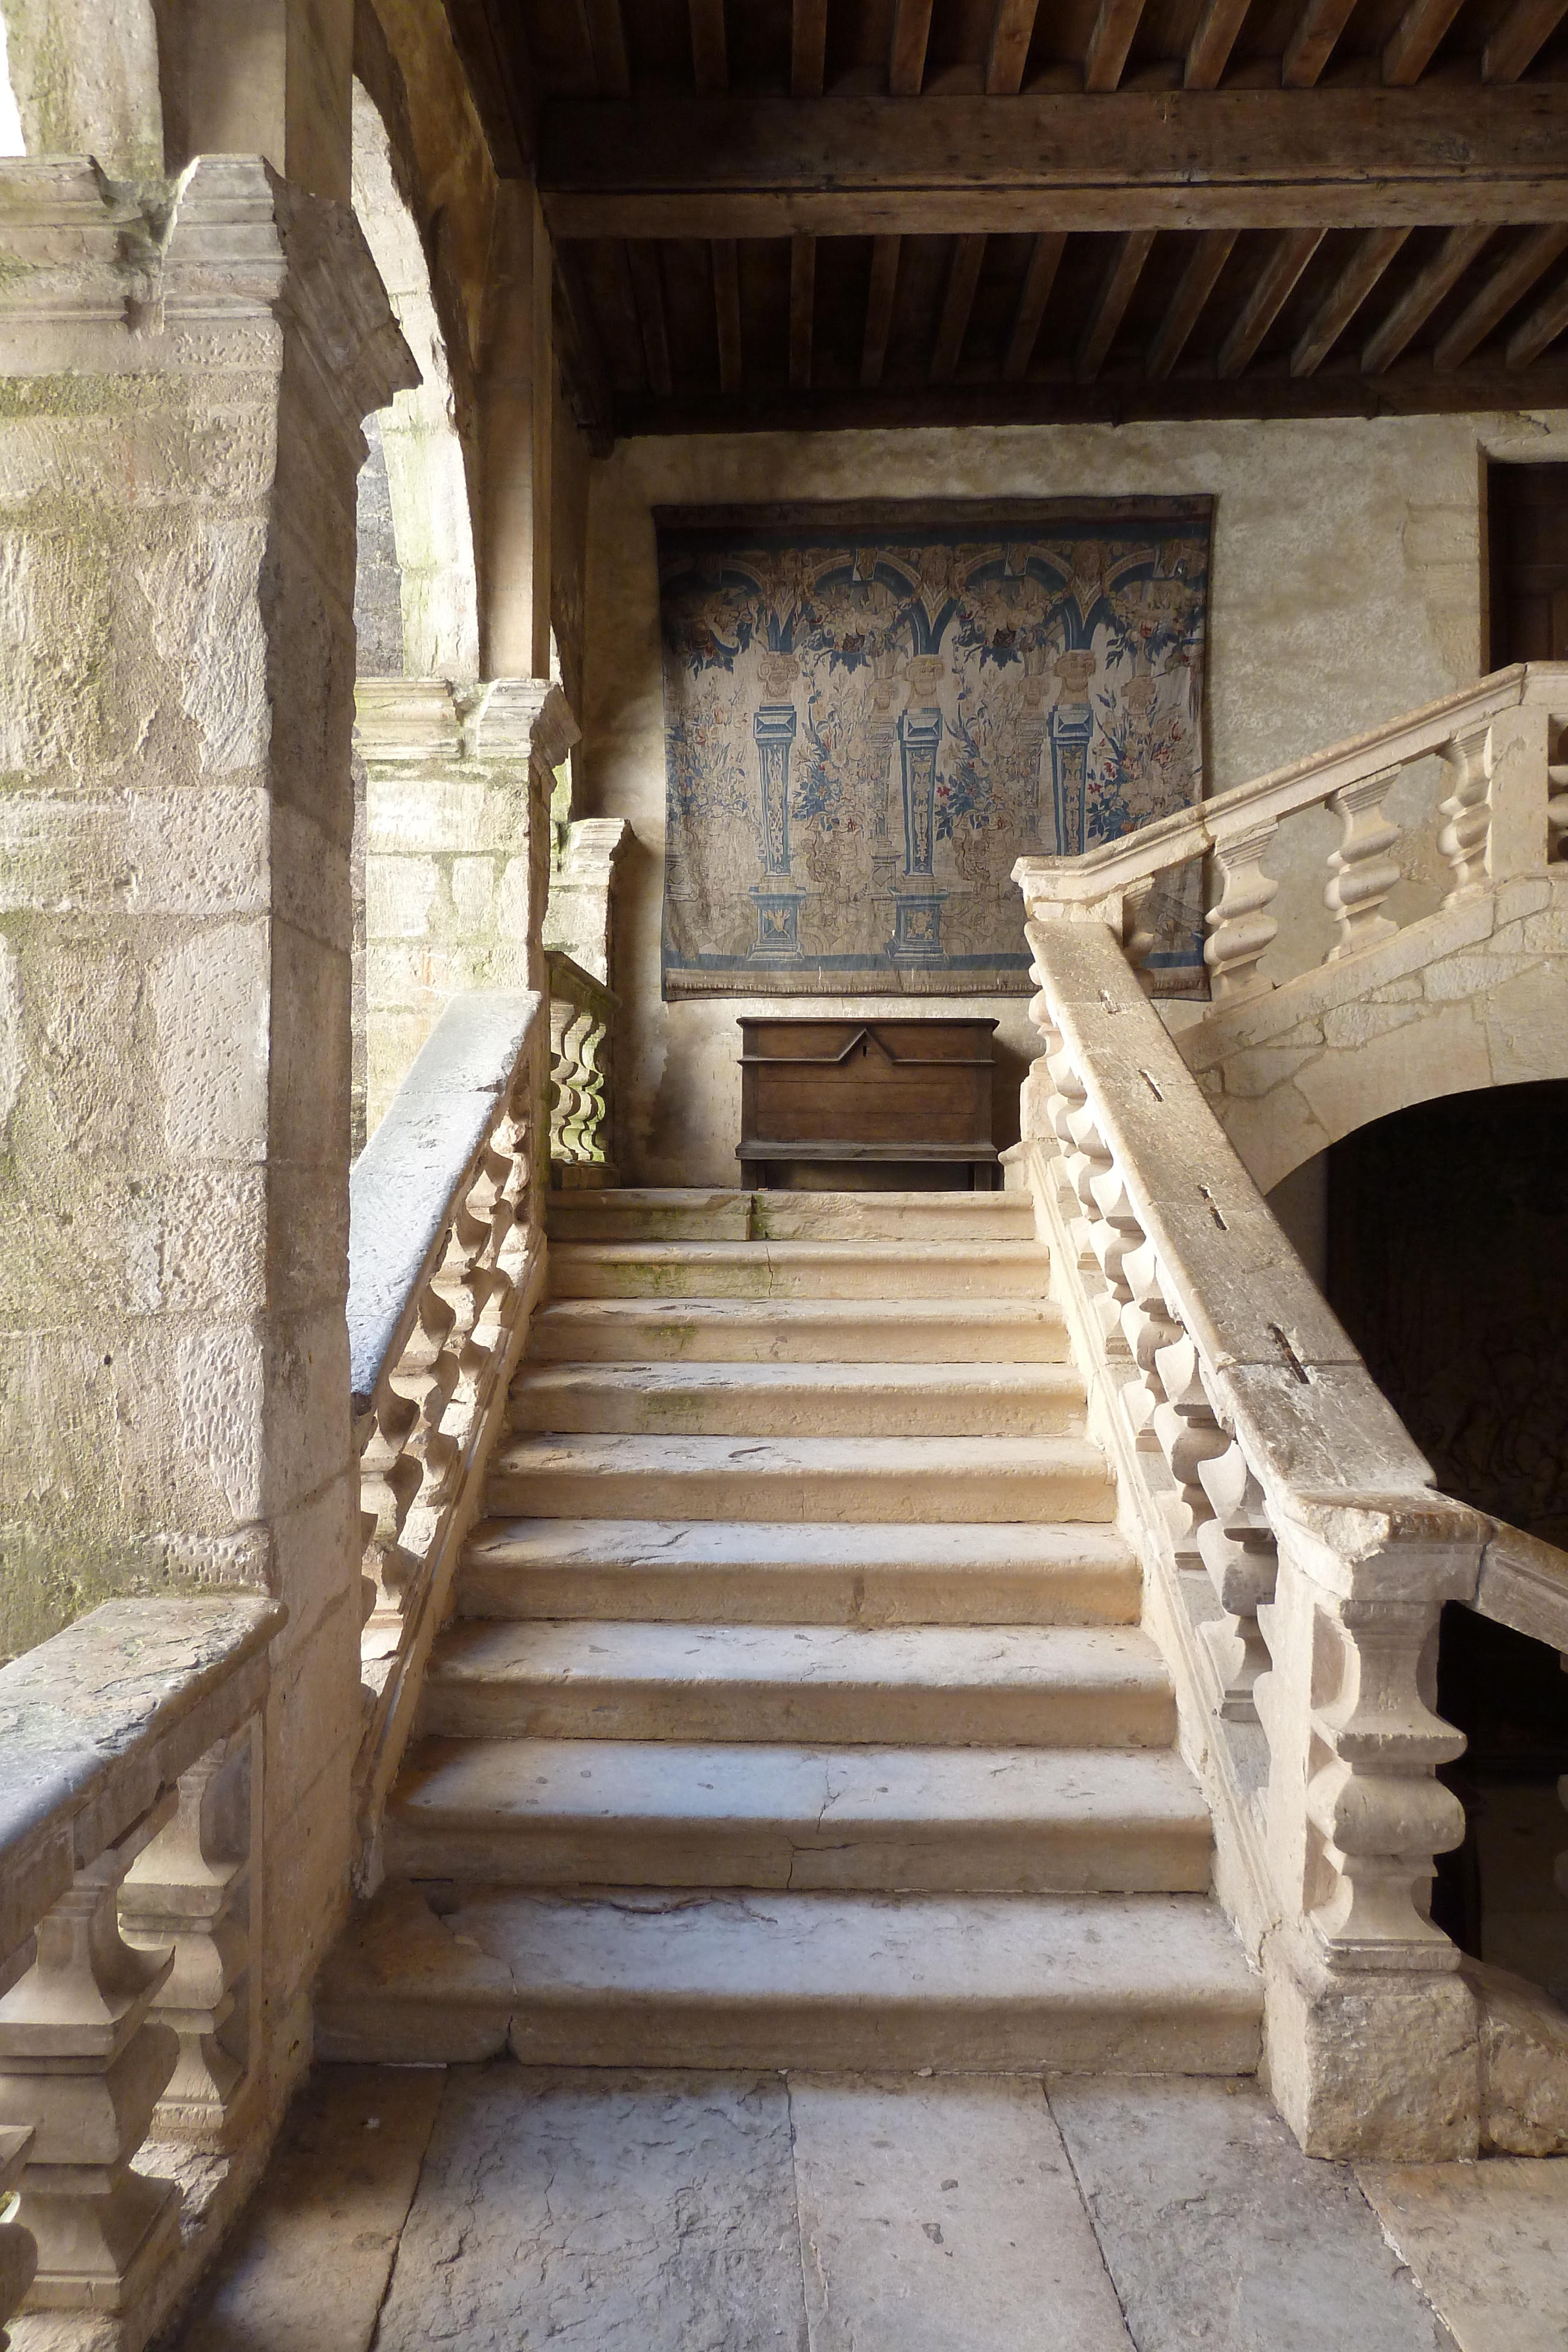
[[737, 1015, 999, 1190]]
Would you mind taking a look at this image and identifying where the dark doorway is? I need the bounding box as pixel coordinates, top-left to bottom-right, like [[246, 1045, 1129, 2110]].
[[1326, 1081, 1568, 1994], [1489, 460, 1568, 666]]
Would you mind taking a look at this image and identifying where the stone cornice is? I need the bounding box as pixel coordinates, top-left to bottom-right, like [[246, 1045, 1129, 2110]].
[[354, 677, 581, 772]]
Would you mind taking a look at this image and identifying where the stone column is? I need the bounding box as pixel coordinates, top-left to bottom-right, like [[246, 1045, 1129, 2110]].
[[355, 677, 580, 1134], [0, 158, 416, 2090], [480, 182, 554, 681]]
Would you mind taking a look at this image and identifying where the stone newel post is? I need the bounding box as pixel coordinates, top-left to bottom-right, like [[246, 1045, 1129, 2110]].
[[0, 158, 416, 2099]]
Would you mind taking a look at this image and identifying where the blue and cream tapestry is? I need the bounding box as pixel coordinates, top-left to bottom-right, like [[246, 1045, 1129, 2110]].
[[656, 498, 1213, 999]]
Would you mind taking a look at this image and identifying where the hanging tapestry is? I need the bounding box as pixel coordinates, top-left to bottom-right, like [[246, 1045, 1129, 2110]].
[[656, 497, 1213, 1000]]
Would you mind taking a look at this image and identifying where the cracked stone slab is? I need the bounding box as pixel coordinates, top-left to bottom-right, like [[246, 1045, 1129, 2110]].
[[1358, 2160, 1568, 2352], [372, 2064, 809, 2352], [166, 2063, 446, 2352], [1048, 2076, 1460, 2351], [790, 2073, 1135, 2351]]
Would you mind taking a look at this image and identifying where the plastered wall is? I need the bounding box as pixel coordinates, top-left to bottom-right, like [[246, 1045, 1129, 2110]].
[[580, 411, 1568, 1187]]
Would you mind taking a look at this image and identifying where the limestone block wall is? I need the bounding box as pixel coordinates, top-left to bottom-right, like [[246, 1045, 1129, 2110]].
[[580, 412, 1568, 1187]]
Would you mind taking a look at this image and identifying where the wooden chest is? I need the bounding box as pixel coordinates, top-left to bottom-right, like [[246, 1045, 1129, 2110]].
[[737, 1016, 999, 1188]]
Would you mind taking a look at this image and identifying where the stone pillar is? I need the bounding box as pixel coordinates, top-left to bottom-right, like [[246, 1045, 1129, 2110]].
[[355, 678, 580, 1135], [0, 158, 416, 2090], [480, 182, 554, 681], [543, 817, 631, 989]]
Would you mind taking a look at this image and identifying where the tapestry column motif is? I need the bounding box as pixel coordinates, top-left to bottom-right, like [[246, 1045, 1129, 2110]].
[[1047, 648, 1098, 856], [891, 654, 947, 961], [749, 653, 806, 960]]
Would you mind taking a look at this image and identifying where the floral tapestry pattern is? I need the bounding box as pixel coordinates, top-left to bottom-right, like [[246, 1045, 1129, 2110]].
[[657, 498, 1213, 998]]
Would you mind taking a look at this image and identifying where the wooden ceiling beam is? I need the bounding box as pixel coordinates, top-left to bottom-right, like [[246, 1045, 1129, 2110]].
[[1507, 268, 1568, 363], [890, 0, 935, 94], [792, 0, 828, 96], [1146, 228, 1236, 376], [582, 0, 631, 98], [1218, 225, 1324, 373], [931, 235, 987, 382], [1360, 223, 1492, 369], [553, 241, 616, 447], [985, 0, 1041, 93], [1002, 229, 1065, 377], [713, 237, 743, 391], [861, 234, 902, 387], [1433, 222, 1568, 367], [1076, 229, 1155, 377], [1290, 225, 1409, 373], [1483, 0, 1568, 80], [627, 242, 673, 395], [1085, 0, 1147, 91], [690, 0, 727, 94], [1185, 0, 1250, 88], [790, 230, 816, 387], [1382, 0, 1465, 84], [539, 91, 1568, 238], [1282, 0, 1359, 86]]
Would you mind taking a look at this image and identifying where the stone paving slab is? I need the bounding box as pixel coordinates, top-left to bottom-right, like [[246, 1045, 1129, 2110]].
[[790, 2073, 1135, 2352], [1358, 2160, 1568, 2352], [1048, 2075, 1460, 2352]]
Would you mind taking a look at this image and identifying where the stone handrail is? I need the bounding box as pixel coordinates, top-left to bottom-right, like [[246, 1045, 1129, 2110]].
[[347, 989, 546, 1872], [0, 1595, 282, 2338], [1468, 1513, 1568, 1656], [1015, 662, 1568, 1000], [547, 947, 618, 1179], [1017, 915, 1492, 2159]]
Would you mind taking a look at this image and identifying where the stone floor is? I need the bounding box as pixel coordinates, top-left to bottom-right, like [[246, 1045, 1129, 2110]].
[[165, 2065, 1568, 2352]]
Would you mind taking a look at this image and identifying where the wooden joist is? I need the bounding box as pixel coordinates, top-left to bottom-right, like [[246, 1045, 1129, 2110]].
[[538, 91, 1568, 240], [1482, 0, 1568, 80], [1184, 0, 1250, 89], [792, 0, 828, 98], [1076, 230, 1154, 378], [689, 0, 727, 95], [790, 231, 815, 387], [1360, 224, 1492, 370], [627, 242, 672, 395], [1433, 223, 1568, 369], [1290, 226, 1409, 373], [1382, 0, 1465, 85], [890, 0, 935, 95], [582, 0, 630, 98], [985, 0, 1040, 94], [1281, 0, 1359, 86], [861, 234, 902, 386], [1218, 226, 1323, 374], [713, 237, 742, 391], [553, 240, 616, 443], [931, 235, 987, 382], [1084, 0, 1146, 92], [1507, 268, 1568, 365], [1002, 230, 1065, 379], [1146, 229, 1236, 377]]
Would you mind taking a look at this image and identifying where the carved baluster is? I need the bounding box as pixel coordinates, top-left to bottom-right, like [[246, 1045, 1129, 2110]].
[[1325, 768, 1402, 960], [0, 2126, 35, 2350], [1062, 1101, 1122, 1346], [1119, 1237, 1182, 1446], [1547, 761, 1568, 864], [1437, 723, 1494, 897], [118, 1729, 259, 2151], [0, 1801, 181, 2315], [389, 1282, 462, 1511], [1196, 1439, 1278, 1722], [1205, 819, 1280, 1001], [1123, 881, 1159, 990], [359, 1388, 422, 1648], [1306, 1599, 1467, 1960], [1085, 1162, 1142, 1359], [1151, 1328, 1230, 1560]]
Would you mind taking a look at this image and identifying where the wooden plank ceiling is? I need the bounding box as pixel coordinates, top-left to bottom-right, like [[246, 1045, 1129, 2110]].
[[453, 0, 1568, 437]]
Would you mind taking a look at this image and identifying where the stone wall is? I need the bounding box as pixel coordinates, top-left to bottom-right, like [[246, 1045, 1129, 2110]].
[[580, 411, 1568, 1187]]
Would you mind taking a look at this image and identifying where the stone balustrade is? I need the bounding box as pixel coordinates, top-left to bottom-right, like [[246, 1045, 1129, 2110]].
[[0, 1597, 282, 2348], [1014, 662, 1568, 1005], [346, 990, 546, 1873], [547, 950, 619, 1182], [1014, 917, 1496, 2158]]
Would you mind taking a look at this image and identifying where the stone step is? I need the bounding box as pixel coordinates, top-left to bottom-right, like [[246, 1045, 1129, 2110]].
[[457, 1518, 1141, 1628], [484, 1433, 1116, 1524], [548, 1240, 1051, 1302], [418, 1620, 1173, 1746], [313, 1884, 1263, 2074], [527, 1295, 1071, 1364], [544, 1188, 1038, 1245], [384, 1738, 1212, 1894], [509, 1359, 1086, 1439]]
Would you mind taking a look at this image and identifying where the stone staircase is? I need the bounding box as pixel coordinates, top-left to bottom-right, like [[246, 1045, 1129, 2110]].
[[317, 1188, 1261, 2073]]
